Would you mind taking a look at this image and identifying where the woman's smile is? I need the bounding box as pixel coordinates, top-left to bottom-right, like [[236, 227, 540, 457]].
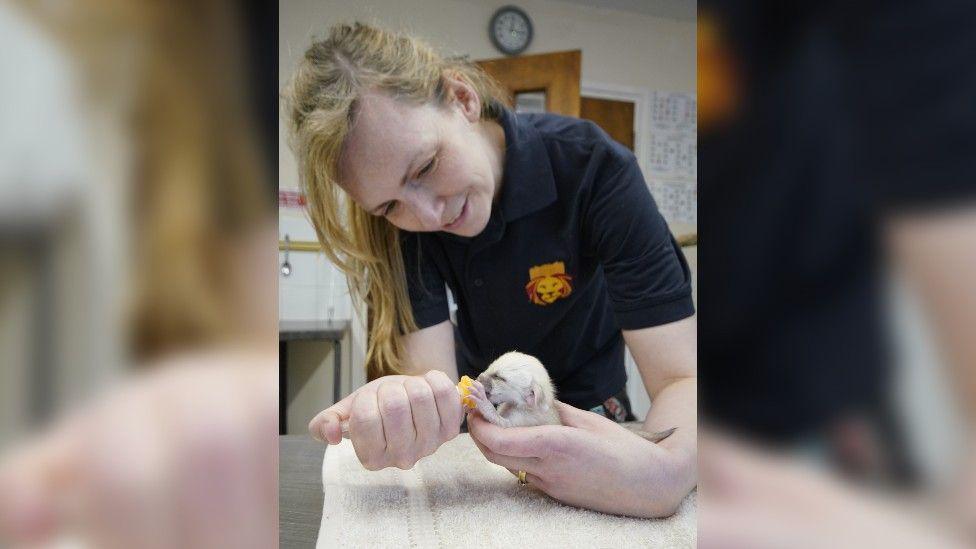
[[442, 195, 468, 231]]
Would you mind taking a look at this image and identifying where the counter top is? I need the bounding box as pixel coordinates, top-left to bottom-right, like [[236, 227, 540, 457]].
[[279, 319, 350, 341]]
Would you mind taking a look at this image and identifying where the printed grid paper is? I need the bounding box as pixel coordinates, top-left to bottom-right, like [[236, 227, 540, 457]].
[[647, 92, 697, 226]]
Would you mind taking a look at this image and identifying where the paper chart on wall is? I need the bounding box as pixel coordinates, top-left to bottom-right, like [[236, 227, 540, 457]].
[[652, 180, 697, 227], [650, 91, 697, 131], [646, 91, 697, 226]]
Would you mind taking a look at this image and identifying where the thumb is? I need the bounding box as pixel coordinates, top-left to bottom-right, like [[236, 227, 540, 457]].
[[553, 401, 605, 429], [308, 374, 408, 444], [308, 391, 357, 445]]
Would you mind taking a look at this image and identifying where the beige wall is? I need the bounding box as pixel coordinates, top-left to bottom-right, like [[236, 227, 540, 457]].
[[285, 337, 353, 435]]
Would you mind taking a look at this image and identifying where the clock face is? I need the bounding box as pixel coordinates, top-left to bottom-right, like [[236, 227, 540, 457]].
[[491, 7, 532, 55]]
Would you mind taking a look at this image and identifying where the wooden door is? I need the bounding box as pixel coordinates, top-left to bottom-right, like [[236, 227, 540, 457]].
[[476, 50, 634, 153], [580, 97, 635, 152], [476, 50, 581, 117]]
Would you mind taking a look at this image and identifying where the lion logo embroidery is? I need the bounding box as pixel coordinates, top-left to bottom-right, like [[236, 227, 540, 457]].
[[525, 261, 573, 306]]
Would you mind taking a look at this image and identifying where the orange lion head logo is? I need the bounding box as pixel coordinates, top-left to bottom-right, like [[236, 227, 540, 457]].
[[525, 261, 573, 306]]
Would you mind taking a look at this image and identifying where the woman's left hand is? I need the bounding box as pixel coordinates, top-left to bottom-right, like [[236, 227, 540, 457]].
[[466, 401, 693, 518]]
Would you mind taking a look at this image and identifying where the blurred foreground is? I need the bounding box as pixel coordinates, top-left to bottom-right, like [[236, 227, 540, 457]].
[[699, 1, 976, 547], [0, 1, 277, 547]]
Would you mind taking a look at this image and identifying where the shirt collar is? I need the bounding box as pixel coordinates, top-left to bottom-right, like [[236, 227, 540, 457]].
[[496, 104, 558, 223], [436, 103, 557, 246]]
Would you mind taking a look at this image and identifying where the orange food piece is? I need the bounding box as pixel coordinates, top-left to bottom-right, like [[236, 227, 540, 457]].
[[457, 375, 476, 410]]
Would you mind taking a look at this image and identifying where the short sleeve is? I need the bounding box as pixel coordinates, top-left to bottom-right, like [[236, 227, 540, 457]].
[[583, 150, 695, 330], [399, 231, 450, 330]]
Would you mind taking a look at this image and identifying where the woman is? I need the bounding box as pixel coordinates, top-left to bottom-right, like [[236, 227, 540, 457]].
[[288, 22, 696, 518]]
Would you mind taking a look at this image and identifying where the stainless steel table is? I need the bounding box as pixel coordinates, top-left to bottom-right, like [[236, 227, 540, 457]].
[[279, 320, 350, 434]]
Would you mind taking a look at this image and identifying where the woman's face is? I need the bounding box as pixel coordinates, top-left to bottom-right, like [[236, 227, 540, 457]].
[[337, 82, 505, 237]]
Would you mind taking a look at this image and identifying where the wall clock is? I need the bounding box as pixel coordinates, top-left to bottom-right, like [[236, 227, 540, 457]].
[[489, 6, 533, 56]]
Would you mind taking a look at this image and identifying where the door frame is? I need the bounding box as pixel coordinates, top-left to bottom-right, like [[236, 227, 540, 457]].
[[580, 81, 651, 178], [477, 50, 582, 117]]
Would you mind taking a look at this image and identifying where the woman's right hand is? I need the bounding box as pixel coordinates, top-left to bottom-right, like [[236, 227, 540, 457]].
[[308, 370, 464, 470]]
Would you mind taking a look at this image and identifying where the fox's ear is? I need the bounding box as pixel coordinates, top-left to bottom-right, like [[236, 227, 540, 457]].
[[530, 381, 543, 408]]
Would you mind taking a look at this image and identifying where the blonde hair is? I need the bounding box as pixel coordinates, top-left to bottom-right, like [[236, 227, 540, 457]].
[[284, 22, 508, 380], [19, 0, 271, 359]]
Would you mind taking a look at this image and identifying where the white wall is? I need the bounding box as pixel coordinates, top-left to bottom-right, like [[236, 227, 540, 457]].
[[278, 0, 696, 416]]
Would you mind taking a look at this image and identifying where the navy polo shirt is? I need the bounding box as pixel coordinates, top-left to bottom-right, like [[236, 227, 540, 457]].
[[400, 104, 694, 410]]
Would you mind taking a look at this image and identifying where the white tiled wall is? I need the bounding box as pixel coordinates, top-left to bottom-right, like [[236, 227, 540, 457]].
[[279, 213, 317, 242], [279, 213, 352, 321]]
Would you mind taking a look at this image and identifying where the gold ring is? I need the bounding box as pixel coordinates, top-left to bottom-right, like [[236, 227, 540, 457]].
[[517, 470, 528, 486]]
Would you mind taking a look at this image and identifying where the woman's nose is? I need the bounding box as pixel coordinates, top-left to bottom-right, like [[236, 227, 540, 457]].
[[403, 187, 444, 230]]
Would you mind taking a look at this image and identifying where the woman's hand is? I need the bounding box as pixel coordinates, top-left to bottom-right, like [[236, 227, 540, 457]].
[[0, 350, 277, 548], [466, 401, 694, 518], [698, 432, 970, 549], [308, 370, 465, 470]]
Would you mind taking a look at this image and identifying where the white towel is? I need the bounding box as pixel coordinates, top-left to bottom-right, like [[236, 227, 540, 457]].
[[317, 434, 697, 548]]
